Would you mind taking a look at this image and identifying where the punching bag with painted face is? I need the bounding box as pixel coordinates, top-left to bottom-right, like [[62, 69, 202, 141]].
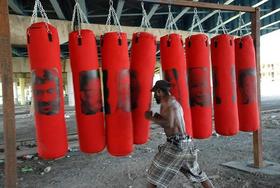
[[27, 22, 68, 159], [235, 35, 260, 132], [186, 34, 212, 139], [211, 34, 239, 136], [101, 32, 133, 156], [69, 29, 106, 153], [130, 32, 156, 144]]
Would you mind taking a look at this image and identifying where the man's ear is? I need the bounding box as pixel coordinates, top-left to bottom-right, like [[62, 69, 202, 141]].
[[156, 89, 161, 95]]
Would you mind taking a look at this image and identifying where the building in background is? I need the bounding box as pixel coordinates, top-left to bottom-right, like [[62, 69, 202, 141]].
[[260, 29, 280, 96]]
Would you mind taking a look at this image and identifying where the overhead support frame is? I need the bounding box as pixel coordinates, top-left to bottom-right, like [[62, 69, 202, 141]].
[[142, 0, 255, 12], [2, 0, 265, 187]]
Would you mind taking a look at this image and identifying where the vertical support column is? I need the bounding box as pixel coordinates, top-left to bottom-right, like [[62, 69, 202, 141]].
[[67, 71, 75, 106], [0, 0, 17, 187], [251, 8, 264, 168], [159, 63, 163, 79], [13, 81, 18, 105], [19, 77, 26, 105], [65, 59, 74, 106]]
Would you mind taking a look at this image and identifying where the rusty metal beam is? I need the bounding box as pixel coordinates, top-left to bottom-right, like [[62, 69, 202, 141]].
[[0, 0, 17, 187], [142, 0, 255, 13]]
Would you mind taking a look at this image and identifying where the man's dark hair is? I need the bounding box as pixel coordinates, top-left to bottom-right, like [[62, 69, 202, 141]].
[[33, 69, 58, 85], [32, 69, 60, 95], [158, 87, 170, 95], [151, 80, 171, 95]]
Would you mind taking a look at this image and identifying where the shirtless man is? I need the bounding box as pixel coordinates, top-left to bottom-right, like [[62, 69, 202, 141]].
[[145, 80, 214, 188]]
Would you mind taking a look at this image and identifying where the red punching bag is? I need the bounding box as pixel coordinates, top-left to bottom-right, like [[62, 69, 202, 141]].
[[69, 29, 106, 153], [27, 22, 68, 159], [101, 32, 133, 156], [235, 36, 260, 131], [185, 34, 212, 139], [130, 32, 156, 144], [160, 34, 193, 136], [211, 34, 239, 136]]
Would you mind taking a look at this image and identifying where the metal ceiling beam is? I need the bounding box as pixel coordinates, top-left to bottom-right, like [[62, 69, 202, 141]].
[[20, 9, 55, 13], [262, 26, 279, 30], [208, 0, 269, 33], [229, 8, 280, 34], [172, 0, 199, 24], [260, 19, 280, 30], [116, 0, 125, 20], [78, 0, 88, 17], [49, 0, 65, 19], [188, 0, 235, 31], [8, 0, 23, 14], [147, 4, 160, 21], [12, 49, 21, 57]]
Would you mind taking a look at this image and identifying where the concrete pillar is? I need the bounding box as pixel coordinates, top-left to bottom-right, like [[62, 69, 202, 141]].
[[67, 72, 75, 106], [13, 82, 18, 105], [30, 95, 34, 116], [159, 63, 163, 80], [19, 77, 26, 105], [0, 82, 2, 105]]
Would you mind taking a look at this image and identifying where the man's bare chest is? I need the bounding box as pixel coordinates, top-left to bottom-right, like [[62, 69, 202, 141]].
[[160, 106, 169, 119]]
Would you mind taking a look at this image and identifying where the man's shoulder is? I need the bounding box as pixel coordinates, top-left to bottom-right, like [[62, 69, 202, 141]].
[[168, 97, 181, 109]]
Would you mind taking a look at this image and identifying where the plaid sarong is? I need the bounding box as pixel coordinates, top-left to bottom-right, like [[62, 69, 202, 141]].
[[147, 141, 208, 188]]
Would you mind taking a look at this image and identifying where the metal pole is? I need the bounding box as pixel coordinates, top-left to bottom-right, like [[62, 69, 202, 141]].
[[0, 0, 17, 187], [251, 7, 264, 168]]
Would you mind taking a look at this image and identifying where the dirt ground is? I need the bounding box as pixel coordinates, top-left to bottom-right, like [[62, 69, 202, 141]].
[[1, 110, 280, 188]]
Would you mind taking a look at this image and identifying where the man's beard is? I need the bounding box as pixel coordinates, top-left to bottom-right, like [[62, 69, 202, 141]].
[[154, 95, 161, 104]]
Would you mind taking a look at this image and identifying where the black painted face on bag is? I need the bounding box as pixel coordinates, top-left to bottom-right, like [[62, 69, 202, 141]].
[[117, 69, 131, 112], [80, 70, 102, 115], [239, 69, 257, 104], [189, 67, 211, 107], [32, 69, 60, 115]]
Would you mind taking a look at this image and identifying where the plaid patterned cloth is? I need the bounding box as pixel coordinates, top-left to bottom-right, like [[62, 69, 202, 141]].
[[147, 141, 208, 188]]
